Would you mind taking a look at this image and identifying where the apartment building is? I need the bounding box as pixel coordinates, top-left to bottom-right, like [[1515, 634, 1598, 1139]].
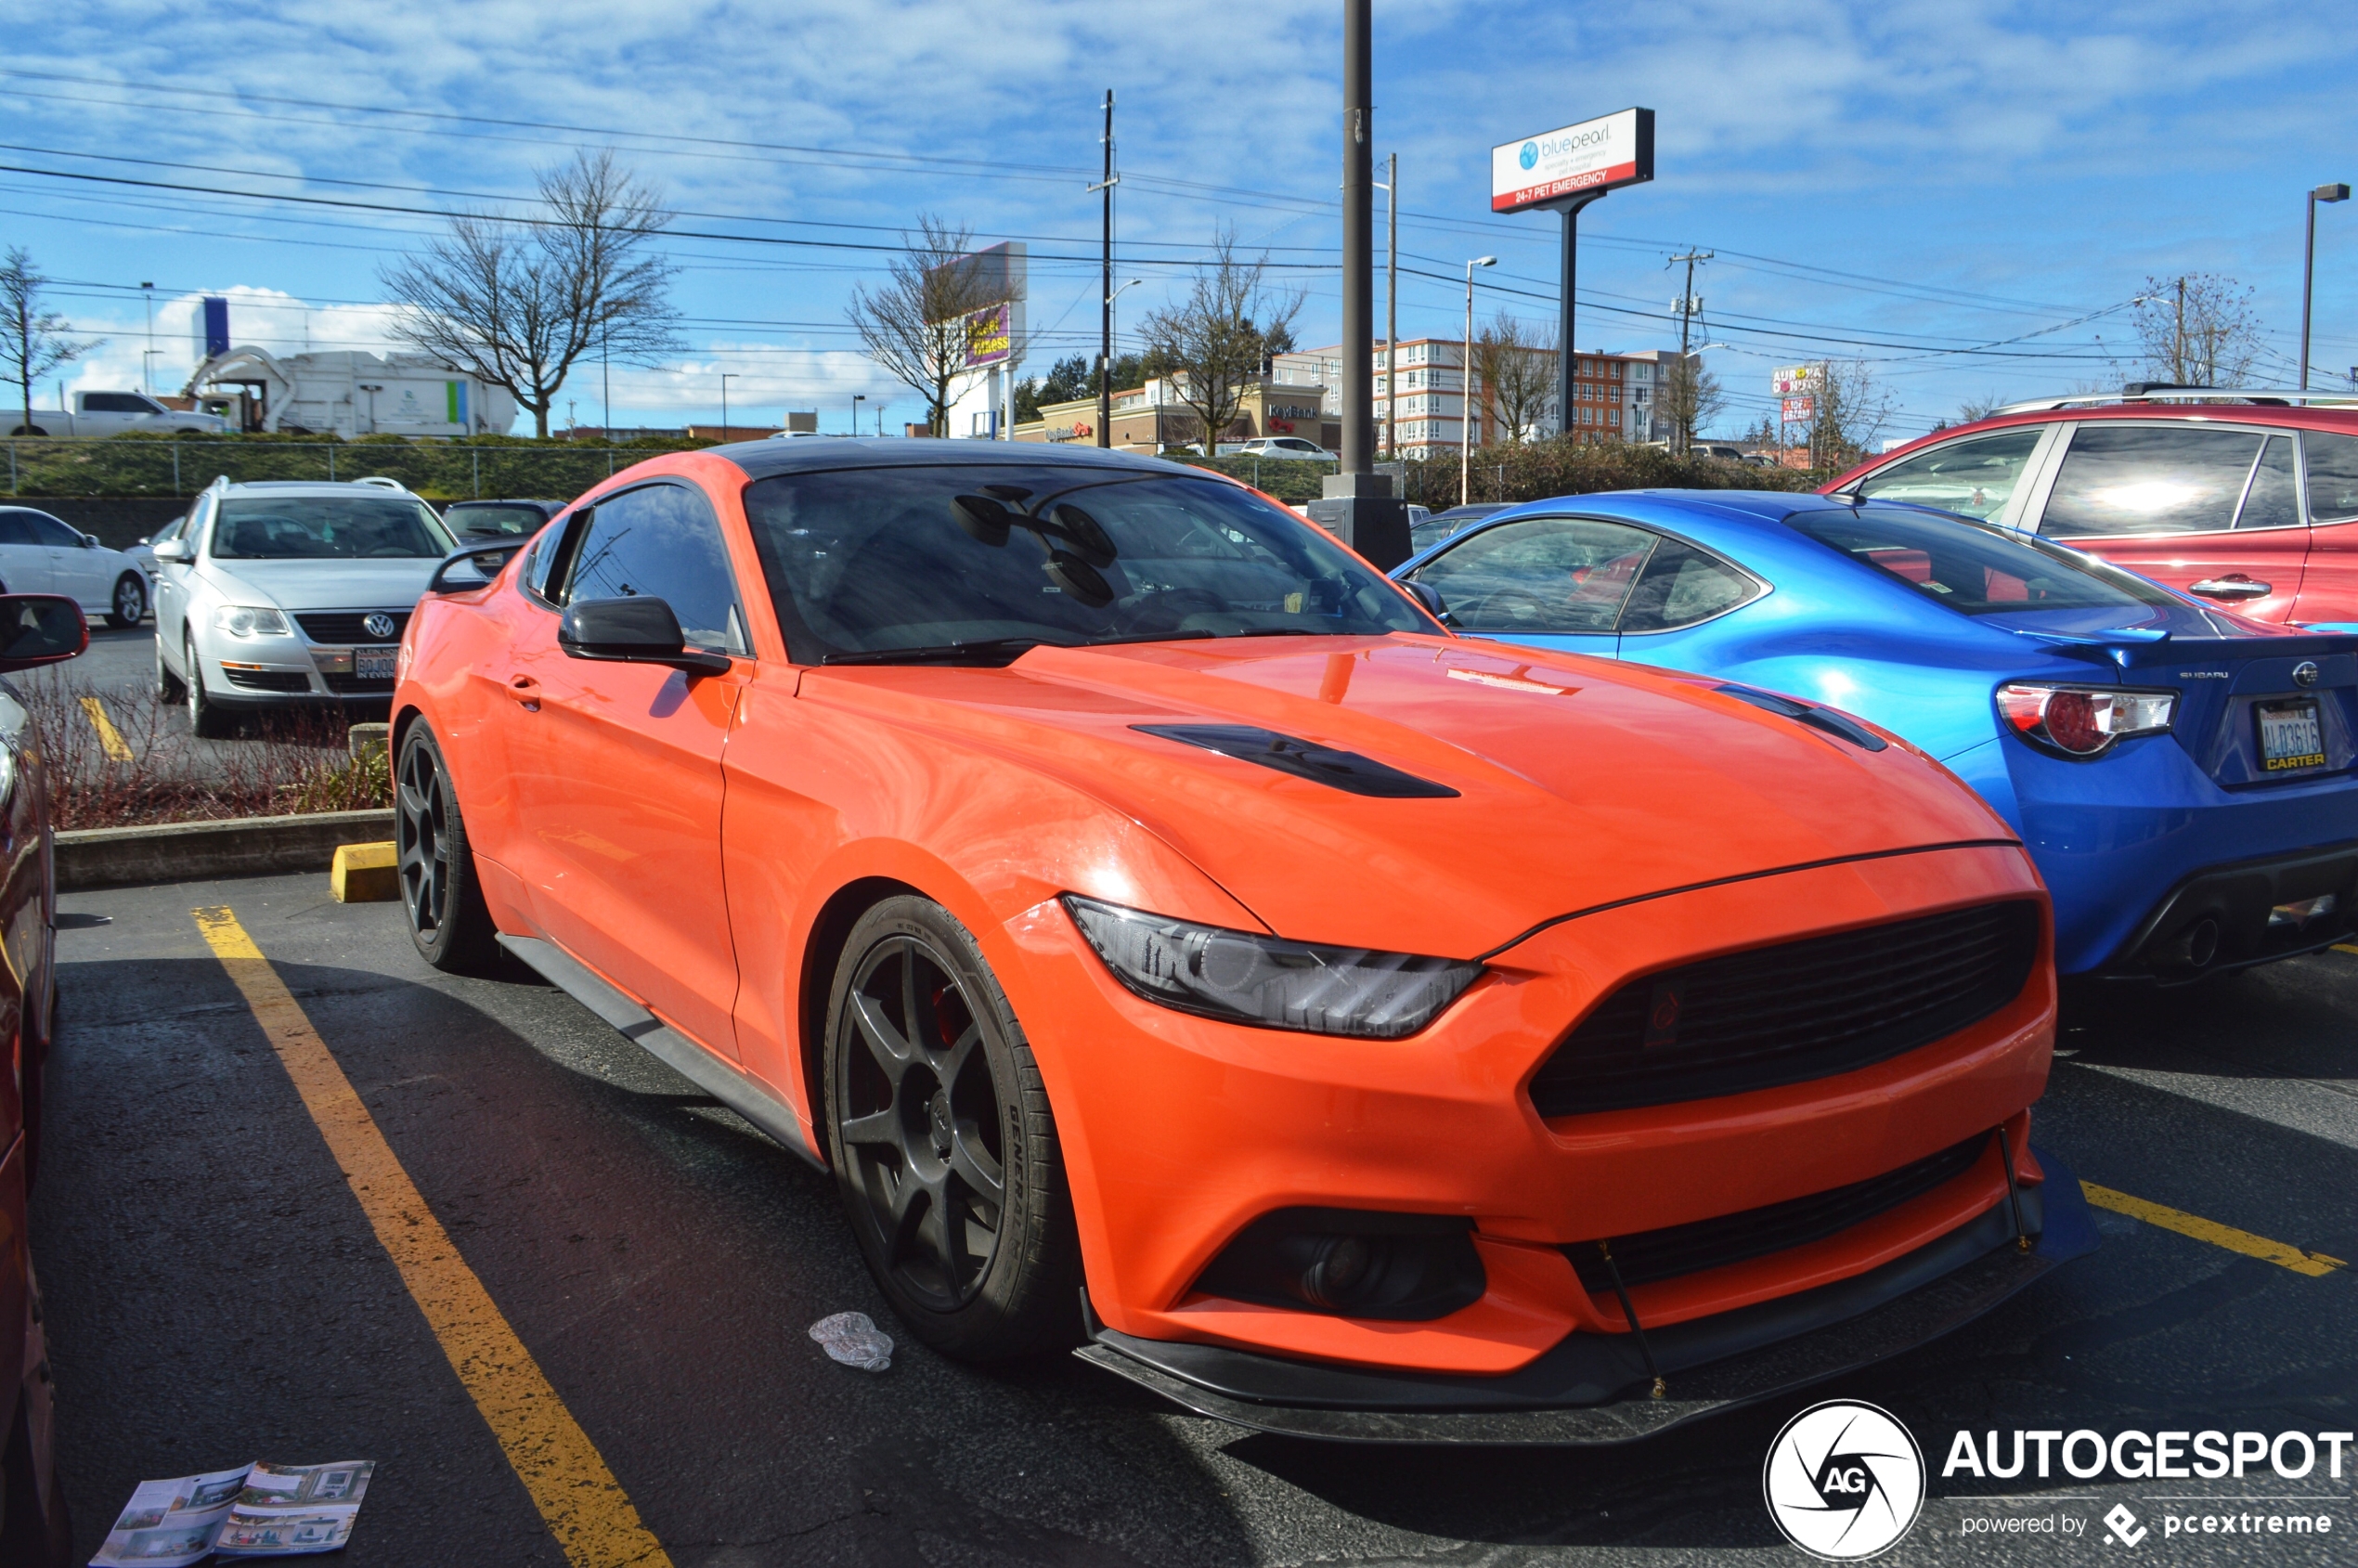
[[1274, 340, 1666, 458]]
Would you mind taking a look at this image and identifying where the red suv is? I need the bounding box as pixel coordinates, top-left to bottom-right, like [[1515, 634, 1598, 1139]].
[[1824, 391, 2358, 626]]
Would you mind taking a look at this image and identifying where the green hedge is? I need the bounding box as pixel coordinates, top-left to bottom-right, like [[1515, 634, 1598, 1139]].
[[1174, 441, 1823, 509], [1, 431, 716, 502]]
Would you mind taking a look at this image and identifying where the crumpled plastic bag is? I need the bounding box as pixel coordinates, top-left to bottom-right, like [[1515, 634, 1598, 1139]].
[[809, 1311, 894, 1372]]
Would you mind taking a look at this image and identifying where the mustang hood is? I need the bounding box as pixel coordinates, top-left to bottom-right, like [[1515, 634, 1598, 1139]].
[[798, 635, 2022, 958], [202, 559, 438, 612]]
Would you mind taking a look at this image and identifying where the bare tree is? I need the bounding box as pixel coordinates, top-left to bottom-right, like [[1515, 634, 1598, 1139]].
[[1809, 358, 1895, 470], [0, 248, 100, 435], [846, 215, 1013, 437], [1138, 229, 1302, 455], [1655, 353, 1726, 452], [1957, 392, 2008, 422], [2133, 274, 2262, 387], [1471, 313, 1555, 444], [382, 150, 680, 438]]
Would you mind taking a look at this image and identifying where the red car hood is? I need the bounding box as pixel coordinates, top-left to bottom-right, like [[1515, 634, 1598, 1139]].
[[795, 634, 2020, 957]]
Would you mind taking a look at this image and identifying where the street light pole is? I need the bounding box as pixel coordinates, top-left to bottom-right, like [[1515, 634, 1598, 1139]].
[[2302, 182, 2349, 392], [719, 372, 736, 440], [1091, 90, 1120, 448], [1462, 256, 1496, 509], [141, 282, 155, 394], [853, 393, 865, 437]]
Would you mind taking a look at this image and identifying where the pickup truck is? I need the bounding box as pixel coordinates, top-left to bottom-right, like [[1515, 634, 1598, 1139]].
[[6, 391, 225, 437]]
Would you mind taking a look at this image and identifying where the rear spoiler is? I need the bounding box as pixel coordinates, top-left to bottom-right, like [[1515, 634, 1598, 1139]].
[[2014, 624, 2358, 671]]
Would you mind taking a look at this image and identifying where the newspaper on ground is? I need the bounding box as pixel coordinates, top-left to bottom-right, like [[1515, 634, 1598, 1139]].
[[810, 1309, 893, 1371], [90, 1459, 375, 1565]]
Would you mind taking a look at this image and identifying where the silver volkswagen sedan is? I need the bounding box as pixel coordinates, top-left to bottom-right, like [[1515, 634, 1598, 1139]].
[[153, 477, 459, 736]]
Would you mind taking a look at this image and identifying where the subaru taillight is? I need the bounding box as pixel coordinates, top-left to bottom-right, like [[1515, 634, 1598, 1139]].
[[1996, 683, 2176, 758]]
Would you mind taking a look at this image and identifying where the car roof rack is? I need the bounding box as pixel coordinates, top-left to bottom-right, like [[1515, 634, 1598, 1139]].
[[1991, 385, 2358, 415]]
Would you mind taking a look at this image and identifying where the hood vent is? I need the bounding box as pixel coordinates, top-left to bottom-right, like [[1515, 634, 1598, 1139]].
[[1132, 724, 1459, 799], [1713, 683, 1887, 752]]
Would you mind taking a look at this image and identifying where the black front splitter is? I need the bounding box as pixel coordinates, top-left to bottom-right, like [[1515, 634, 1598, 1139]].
[[1076, 1149, 2097, 1445]]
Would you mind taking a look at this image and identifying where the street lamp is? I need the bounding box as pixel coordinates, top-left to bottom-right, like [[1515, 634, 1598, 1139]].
[[1097, 278, 1145, 448], [1461, 256, 1496, 509], [719, 372, 737, 439], [852, 393, 865, 436], [141, 281, 155, 394], [2302, 183, 2349, 392]]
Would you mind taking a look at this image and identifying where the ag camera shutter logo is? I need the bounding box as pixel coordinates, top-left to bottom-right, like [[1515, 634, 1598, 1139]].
[[1764, 1400, 1926, 1560]]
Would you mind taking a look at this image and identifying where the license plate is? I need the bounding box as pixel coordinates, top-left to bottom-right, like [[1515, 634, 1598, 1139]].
[[356, 646, 397, 680], [2258, 698, 2326, 771]]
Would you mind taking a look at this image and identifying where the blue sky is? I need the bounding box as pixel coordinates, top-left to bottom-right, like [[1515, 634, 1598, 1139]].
[[4, 0, 2352, 441]]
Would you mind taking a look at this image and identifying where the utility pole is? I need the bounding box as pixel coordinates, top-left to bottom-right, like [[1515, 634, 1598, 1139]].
[[2304, 184, 2349, 391], [720, 371, 735, 440], [1668, 249, 1712, 452], [2175, 277, 2187, 383], [1310, 0, 1408, 567], [1091, 91, 1119, 448], [141, 281, 155, 395], [1379, 154, 1397, 459]]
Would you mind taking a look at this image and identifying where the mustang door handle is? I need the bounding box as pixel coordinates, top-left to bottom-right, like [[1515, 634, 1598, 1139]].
[[2186, 577, 2270, 600], [509, 675, 541, 711]]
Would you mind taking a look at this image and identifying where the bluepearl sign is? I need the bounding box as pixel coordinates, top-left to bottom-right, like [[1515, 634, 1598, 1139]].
[[1489, 107, 1654, 446], [1491, 107, 1654, 214]]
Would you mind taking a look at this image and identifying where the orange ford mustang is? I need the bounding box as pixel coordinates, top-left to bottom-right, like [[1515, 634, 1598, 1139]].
[[393, 440, 2094, 1443]]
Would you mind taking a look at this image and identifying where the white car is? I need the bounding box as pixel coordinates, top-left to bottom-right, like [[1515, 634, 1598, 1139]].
[[6, 390, 225, 438], [0, 505, 152, 627], [152, 477, 459, 737], [1235, 436, 1338, 461]]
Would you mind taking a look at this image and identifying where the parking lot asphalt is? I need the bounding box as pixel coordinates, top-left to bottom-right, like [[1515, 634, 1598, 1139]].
[[36, 873, 2358, 1566]]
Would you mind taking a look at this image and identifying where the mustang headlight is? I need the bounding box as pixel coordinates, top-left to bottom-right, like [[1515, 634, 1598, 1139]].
[[212, 605, 291, 638], [1061, 895, 1481, 1039]]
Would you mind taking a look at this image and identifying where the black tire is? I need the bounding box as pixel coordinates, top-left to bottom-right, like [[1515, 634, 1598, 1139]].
[[106, 573, 146, 629], [155, 629, 185, 702], [823, 896, 1082, 1361], [185, 634, 231, 739], [5, 426, 45, 438], [395, 722, 501, 973]]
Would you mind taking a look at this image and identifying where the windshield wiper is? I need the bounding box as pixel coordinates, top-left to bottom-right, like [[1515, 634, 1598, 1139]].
[[820, 629, 1217, 667]]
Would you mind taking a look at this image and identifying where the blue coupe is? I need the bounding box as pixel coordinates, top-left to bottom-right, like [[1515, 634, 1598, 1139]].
[[1394, 490, 2358, 978]]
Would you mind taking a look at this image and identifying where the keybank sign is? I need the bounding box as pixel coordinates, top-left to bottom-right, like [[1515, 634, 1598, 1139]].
[[1491, 108, 1654, 214]]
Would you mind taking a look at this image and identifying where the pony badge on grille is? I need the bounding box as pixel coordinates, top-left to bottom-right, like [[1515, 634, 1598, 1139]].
[[1641, 979, 1683, 1048]]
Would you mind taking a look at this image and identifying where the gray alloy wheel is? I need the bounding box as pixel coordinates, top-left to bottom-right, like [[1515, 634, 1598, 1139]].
[[185, 634, 231, 739], [107, 573, 146, 629], [823, 896, 1082, 1361], [395, 722, 500, 972]]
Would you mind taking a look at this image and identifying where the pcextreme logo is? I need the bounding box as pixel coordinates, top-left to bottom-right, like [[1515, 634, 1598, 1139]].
[[1764, 1400, 1927, 1560]]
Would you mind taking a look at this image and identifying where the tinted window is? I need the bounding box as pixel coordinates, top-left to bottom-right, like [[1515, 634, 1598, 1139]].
[[1409, 518, 1657, 633], [1618, 538, 1761, 632], [1789, 505, 2179, 616], [741, 465, 1428, 662], [524, 519, 568, 601], [2236, 435, 2300, 530], [213, 497, 452, 559], [559, 483, 747, 655], [0, 513, 38, 547], [2305, 431, 2358, 523], [24, 512, 83, 548], [83, 393, 151, 413], [1853, 429, 2042, 520], [2041, 425, 2264, 537], [448, 502, 550, 537]]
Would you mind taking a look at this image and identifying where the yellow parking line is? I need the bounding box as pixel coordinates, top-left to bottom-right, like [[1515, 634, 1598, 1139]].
[[193, 907, 673, 1568], [2332, 943, 2358, 956], [79, 695, 132, 761], [2081, 1181, 2347, 1277]]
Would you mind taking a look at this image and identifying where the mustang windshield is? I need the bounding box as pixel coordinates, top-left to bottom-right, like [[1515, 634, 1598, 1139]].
[[742, 465, 1432, 662], [213, 497, 454, 560], [1784, 504, 2179, 617]]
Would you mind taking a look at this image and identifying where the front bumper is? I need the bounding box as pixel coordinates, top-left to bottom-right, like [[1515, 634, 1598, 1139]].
[[1077, 1149, 2096, 1444]]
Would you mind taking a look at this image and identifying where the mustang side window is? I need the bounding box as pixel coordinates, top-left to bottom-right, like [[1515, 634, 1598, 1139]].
[[558, 484, 750, 656], [2039, 425, 2265, 538], [1408, 518, 1657, 633]]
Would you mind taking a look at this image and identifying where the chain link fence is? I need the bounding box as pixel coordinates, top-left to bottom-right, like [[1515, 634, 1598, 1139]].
[[2, 436, 710, 504]]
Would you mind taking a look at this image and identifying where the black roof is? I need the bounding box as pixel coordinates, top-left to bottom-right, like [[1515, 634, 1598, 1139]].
[[719, 435, 1186, 483]]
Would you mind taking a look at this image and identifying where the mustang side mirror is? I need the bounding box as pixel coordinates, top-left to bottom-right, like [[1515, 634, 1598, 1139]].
[[1401, 578, 1454, 626], [0, 594, 87, 670], [559, 596, 732, 675]]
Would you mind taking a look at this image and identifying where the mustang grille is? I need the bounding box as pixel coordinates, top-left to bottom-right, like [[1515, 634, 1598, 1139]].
[[1529, 901, 2040, 1117], [1568, 1133, 1992, 1291], [295, 611, 409, 644]]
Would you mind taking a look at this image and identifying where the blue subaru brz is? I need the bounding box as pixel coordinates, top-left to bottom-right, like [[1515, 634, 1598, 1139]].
[[1394, 490, 2358, 979]]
